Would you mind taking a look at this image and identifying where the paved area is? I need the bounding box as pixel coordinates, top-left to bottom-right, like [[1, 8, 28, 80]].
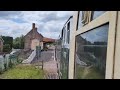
[[43, 60, 59, 79], [31, 45, 59, 79], [31, 50, 54, 64]]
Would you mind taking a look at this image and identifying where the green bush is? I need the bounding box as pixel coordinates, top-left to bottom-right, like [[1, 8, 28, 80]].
[[8, 59, 13, 68], [13, 35, 24, 49], [3, 44, 11, 52], [2, 36, 13, 50]]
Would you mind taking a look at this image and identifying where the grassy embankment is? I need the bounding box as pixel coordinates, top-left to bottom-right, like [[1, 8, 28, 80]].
[[0, 64, 44, 79]]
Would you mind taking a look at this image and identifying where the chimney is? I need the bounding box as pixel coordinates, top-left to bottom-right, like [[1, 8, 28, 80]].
[[32, 23, 35, 29], [32, 24, 37, 39], [35, 27, 37, 30]]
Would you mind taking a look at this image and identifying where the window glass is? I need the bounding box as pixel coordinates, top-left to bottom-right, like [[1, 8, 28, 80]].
[[75, 23, 109, 79], [64, 26, 67, 43], [61, 29, 63, 39], [67, 21, 70, 30], [77, 11, 84, 30], [67, 22, 70, 44], [63, 27, 66, 43], [92, 11, 106, 20]]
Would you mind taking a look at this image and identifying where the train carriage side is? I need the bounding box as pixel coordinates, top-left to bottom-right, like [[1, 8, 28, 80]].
[[57, 16, 73, 79]]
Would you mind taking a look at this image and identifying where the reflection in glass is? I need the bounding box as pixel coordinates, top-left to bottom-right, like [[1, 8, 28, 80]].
[[67, 22, 70, 44], [60, 48, 69, 79], [63, 27, 66, 43], [77, 11, 84, 30], [92, 11, 106, 20], [75, 24, 109, 79]]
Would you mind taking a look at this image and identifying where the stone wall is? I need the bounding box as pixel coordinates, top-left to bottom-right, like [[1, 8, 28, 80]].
[[24, 23, 43, 50]]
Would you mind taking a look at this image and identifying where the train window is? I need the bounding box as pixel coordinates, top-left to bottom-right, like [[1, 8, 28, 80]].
[[75, 23, 109, 79], [61, 29, 63, 39], [91, 11, 106, 20], [77, 11, 84, 30], [67, 21, 70, 30], [63, 26, 66, 43], [67, 22, 70, 44]]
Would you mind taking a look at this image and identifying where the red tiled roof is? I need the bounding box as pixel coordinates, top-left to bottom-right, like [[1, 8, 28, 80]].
[[43, 37, 55, 43]]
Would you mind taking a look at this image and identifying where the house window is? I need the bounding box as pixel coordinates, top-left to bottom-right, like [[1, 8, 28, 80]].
[[91, 11, 106, 20], [75, 23, 109, 79]]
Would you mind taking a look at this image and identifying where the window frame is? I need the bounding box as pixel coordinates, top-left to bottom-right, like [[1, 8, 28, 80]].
[[69, 11, 118, 79], [113, 11, 120, 79]]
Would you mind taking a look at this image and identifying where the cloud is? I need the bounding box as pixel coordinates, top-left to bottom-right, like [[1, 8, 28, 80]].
[[0, 11, 21, 19], [0, 11, 73, 39], [0, 19, 31, 38]]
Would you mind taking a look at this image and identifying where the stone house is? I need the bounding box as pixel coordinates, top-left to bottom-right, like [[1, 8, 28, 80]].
[[24, 23, 44, 50]]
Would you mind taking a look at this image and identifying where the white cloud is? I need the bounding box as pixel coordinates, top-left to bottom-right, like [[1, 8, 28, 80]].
[[0, 11, 74, 39]]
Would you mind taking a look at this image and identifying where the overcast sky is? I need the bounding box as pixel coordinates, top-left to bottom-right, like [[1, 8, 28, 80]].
[[0, 11, 73, 39]]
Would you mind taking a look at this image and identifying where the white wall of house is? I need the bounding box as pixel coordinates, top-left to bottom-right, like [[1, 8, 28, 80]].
[[31, 39, 43, 50], [31, 39, 40, 50]]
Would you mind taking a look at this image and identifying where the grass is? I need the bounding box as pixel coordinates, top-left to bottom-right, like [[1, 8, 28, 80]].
[[0, 64, 44, 79], [76, 66, 85, 79], [84, 67, 104, 79], [76, 65, 104, 79]]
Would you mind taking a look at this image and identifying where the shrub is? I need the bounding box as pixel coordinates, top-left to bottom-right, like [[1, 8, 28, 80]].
[[3, 44, 11, 52]]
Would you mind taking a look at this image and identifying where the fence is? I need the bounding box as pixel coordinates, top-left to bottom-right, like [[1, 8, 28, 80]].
[[22, 49, 36, 64], [0, 50, 21, 73]]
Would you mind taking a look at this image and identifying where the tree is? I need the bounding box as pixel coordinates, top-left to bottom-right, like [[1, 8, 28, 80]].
[[20, 35, 24, 49], [13, 35, 24, 49], [2, 36, 13, 52], [3, 44, 11, 52]]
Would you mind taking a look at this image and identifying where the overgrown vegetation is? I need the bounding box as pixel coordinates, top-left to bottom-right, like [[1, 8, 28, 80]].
[[13, 35, 24, 49], [2, 36, 13, 52], [1, 35, 25, 52], [3, 44, 11, 52], [0, 65, 44, 79], [76, 65, 104, 79]]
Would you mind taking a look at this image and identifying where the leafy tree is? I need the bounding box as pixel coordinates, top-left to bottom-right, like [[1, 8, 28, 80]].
[[20, 35, 24, 49], [13, 35, 24, 49], [3, 44, 11, 52], [2, 36, 13, 50]]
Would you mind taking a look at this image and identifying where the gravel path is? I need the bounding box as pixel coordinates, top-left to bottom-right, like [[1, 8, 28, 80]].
[[31, 46, 59, 79]]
